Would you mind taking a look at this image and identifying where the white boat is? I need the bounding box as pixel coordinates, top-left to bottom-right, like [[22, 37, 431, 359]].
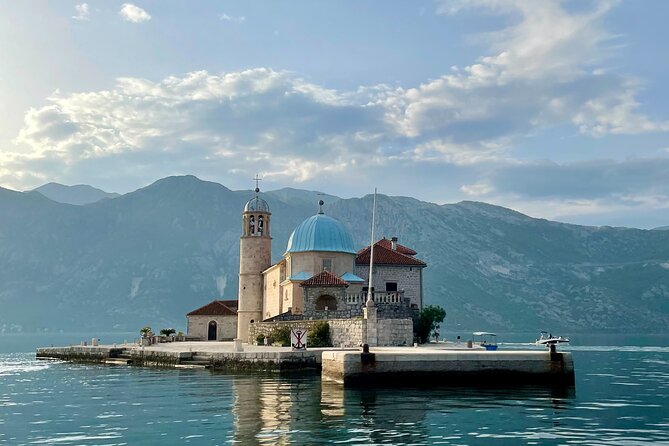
[[535, 331, 570, 346], [473, 332, 498, 350]]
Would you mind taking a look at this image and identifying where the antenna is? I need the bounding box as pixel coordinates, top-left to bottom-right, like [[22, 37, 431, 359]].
[[366, 188, 377, 307]]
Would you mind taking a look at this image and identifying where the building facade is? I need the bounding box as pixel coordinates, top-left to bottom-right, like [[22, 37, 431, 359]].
[[187, 190, 427, 343], [186, 300, 238, 341]]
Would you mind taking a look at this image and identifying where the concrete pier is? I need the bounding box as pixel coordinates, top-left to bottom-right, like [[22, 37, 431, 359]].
[[37, 343, 575, 387], [321, 348, 575, 386], [36, 343, 324, 372]]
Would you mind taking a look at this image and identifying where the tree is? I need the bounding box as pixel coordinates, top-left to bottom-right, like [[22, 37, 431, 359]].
[[140, 326, 153, 337], [160, 328, 176, 337], [413, 305, 446, 344]]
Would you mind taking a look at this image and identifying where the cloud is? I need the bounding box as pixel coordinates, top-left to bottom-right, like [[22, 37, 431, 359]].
[[456, 157, 669, 225], [10, 69, 391, 188], [3, 1, 669, 227], [488, 158, 669, 200], [405, 0, 669, 139], [219, 13, 246, 24], [119, 3, 151, 23], [72, 3, 90, 21]]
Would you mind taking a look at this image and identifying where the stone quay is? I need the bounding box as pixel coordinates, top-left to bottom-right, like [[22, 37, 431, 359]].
[[36, 342, 574, 387]]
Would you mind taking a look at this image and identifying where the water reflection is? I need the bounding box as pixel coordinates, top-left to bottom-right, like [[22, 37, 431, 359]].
[[3, 347, 669, 445], [225, 372, 576, 444]]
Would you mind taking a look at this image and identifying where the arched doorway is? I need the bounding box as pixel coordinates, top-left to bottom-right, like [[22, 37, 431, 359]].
[[208, 321, 217, 341], [315, 295, 338, 311]]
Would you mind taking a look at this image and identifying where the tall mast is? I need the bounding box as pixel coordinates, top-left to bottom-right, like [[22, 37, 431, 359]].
[[366, 188, 377, 307]]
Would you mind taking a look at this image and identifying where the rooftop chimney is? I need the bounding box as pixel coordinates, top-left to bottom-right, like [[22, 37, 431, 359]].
[[391, 236, 398, 250]]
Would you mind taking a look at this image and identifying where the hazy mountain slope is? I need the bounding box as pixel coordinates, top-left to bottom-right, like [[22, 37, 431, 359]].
[[329, 197, 669, 332], [33, 183, 120, 205], [1, 177, 668, 333]]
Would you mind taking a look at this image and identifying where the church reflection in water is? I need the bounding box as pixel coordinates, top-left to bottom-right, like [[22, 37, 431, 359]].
[[226, 373, 575, 444]]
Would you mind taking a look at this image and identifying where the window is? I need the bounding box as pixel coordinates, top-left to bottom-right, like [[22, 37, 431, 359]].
[[322, 258, 333, 272], [386, 282, 398, 292]]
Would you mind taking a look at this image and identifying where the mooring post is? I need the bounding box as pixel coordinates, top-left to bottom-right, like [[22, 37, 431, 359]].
[[361, 343, 375, 372]]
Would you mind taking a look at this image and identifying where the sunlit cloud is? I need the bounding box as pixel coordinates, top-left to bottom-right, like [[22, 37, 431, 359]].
[[72, 3, 90, 21], [119, 3, 151, 23], [3, 0, 668, 226]]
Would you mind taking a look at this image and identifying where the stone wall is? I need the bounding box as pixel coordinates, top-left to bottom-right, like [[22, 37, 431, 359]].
[[377, 319, 413, 346], [328, 319, 365, 347], [249, 317, 413, 347], [355, 264, 423, 308], [249, 319, 327, 344]]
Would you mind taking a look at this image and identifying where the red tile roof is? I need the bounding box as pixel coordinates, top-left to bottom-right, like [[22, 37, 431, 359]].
[[300, 270, 349, 287], [187, 300, 238, 316], [356, 243, 426, 267], [371, 238, 417, 255]]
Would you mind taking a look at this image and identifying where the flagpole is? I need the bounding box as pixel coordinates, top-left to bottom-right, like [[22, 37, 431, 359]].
[[366, 188, 377, 307]]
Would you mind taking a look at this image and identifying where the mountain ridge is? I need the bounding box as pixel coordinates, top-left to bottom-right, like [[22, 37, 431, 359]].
[[1, 175, 668, 334], [33, 182, 120, 205]]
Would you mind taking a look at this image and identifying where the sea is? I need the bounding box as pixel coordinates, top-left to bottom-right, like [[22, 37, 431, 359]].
[[1, 332, 668, 445]]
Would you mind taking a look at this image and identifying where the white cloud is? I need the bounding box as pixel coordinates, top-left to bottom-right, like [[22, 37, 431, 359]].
[[461, 182, 494, 196], [10, 69, 390, 188], [219, 13, 246, 24], [72, 3, 90, 21], [119, 3, 151, 23], [407, 0, 669, 139], [3, 0, 669, 226]]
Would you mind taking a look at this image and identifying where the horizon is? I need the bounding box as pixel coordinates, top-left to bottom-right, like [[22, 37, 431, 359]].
[[1, 1, 668, 228], [10, 173, 668, 230]]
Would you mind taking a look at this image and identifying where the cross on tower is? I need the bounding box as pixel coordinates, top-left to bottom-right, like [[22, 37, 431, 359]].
[[253, 174, 262, 193]]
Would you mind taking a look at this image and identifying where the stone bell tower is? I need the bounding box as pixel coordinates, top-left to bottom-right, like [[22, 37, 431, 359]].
[[236, 183, 272, 341]]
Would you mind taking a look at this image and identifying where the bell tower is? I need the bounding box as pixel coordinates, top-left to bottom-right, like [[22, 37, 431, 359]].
[[237, 178, 272, 341]]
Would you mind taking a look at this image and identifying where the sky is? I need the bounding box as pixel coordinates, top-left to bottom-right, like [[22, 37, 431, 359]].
[[1, 0, 668, 228]]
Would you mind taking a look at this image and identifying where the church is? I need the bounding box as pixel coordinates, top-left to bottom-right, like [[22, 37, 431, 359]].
[[187, 187, 426, 343]]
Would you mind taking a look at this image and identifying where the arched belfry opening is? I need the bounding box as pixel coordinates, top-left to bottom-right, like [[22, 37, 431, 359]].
[[242, 181, 271, 238]]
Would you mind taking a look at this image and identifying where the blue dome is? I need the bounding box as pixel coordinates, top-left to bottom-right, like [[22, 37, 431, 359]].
[[286, 213, 356, 254]]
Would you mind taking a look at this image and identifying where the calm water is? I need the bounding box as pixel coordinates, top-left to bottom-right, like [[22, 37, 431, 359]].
[[1, 333, 668, 445]]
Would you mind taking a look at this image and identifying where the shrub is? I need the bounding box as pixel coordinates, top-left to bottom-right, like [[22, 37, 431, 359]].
[[256, 333, 266, 345], [308, 321, 331, 347], [268, 326, 291, 347], [413, 305, 446, 344]]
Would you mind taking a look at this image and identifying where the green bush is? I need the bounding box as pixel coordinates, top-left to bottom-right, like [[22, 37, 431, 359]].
[[256, 333, 266, 345], [268, 326, 291, 347], [308, 321, 331, 347], [413, 305, 446, 344]]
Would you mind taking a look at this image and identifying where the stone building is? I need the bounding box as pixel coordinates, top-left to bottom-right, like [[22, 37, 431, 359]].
[[187, 187, 427, 345], [354, 237, 426, 309], [186, 300, 238, 341]]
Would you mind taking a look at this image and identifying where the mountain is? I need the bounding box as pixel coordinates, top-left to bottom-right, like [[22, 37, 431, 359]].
[[33, 182, 120, 205], [1, 175, 668, 334]]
